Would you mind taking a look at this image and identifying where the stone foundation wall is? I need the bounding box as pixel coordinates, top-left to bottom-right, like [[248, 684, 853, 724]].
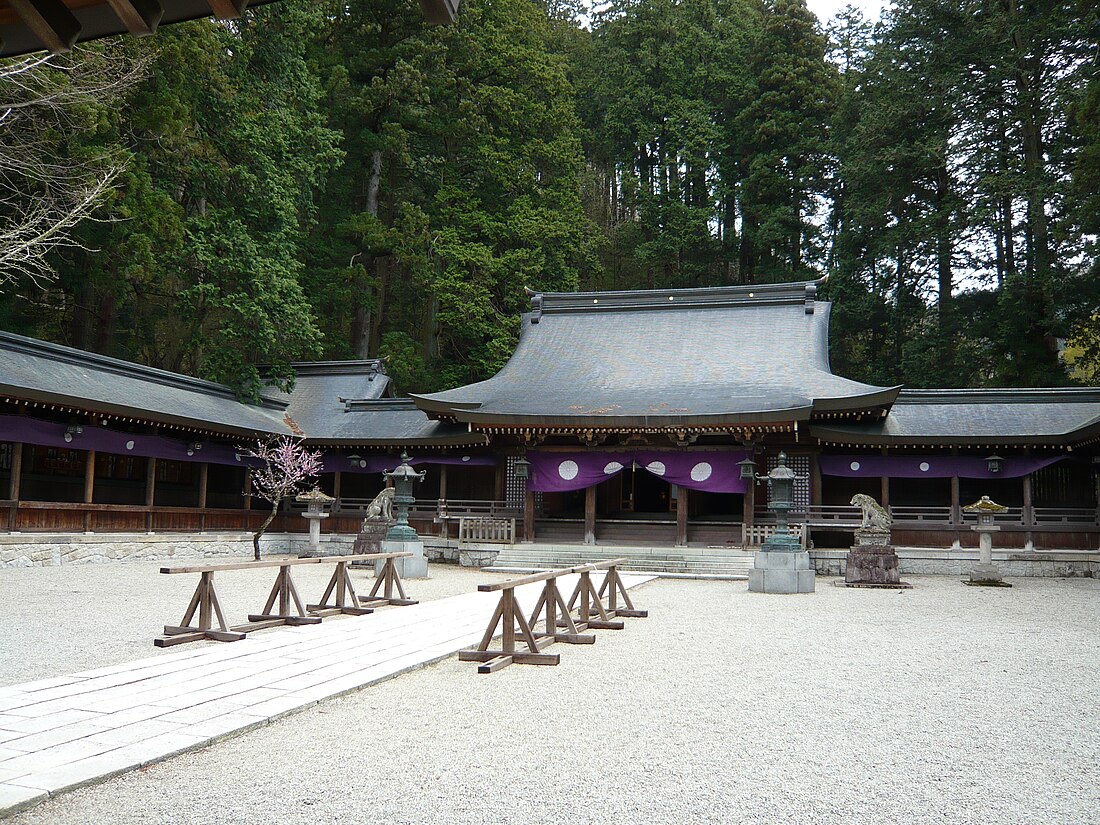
[[811, 549, 1099, 578], [424, 540, 500, 568], [0, 532, 357, 567]]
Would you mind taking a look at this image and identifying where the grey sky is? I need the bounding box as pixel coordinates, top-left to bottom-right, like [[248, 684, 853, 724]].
[[805, 0, 884, 24]]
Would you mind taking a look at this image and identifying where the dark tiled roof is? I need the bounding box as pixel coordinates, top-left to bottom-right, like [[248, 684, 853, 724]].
[[305, 399, 488, 447], [412, 279, 899, 428], [811, 389, 1100, 446], [274, 360, 391, 437], [0, 331, 290, 437]]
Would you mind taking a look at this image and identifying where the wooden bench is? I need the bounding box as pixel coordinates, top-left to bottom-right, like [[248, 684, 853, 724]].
[[154, 552, 414, 648], [459, 558, 648, 674]]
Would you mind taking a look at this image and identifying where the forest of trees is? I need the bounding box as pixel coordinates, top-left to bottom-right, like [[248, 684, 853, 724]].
[[0, 0, 1096, 398]]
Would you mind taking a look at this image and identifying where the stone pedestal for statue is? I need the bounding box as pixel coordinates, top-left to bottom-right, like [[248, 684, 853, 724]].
[[748, 543, 816, 594], [348, 521, 392, 566], [844, 527, 911, 588], [378, 538, 429, 580]]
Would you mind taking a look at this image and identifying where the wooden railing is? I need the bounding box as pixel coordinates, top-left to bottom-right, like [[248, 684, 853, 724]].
[[154, 551, 415, 647], [1029, 507, 1098, 526], [458, 516, 516, 545], [742, 523, 806, 548], [459, 558, 647, 673]]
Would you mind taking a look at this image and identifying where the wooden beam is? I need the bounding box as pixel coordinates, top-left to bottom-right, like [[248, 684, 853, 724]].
[[8, 0, 80, 53], [8, 443, 22, 502], [675, 485, 688, 547], [105, 0, 162, 35], [145, 456, 156, 532], [197, 462, 208, 509], [206, 0, 248, 21], [583, 484, 596, 545]]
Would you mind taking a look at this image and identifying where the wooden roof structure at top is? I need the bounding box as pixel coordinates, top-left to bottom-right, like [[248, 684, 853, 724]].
[[0, 0, 458, 57]]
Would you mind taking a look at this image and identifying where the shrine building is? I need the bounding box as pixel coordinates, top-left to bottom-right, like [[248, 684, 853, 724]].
[[0, 277, 1098, 565]]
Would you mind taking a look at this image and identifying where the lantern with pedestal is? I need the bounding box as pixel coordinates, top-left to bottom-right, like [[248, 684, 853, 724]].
[[747, 451, 815, 594], [296, 486, 335, 555], [962, 495, 1012, 587], [382, 452, 427, 543]]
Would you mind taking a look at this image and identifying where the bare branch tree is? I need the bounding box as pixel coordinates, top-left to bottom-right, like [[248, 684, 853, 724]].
[[244, 435, 323, 560], [0, 42, 150, 291]]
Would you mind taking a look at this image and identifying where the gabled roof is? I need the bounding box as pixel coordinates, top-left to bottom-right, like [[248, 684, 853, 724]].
[[273, 359, 391, 437], [810, 388, 1100, 446], [305, 399, 488, 447], [0, 330, 290, 437], [412, 278, 900, 429]]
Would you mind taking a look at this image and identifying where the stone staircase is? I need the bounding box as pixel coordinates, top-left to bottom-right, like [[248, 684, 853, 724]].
[[487, 542, 754, 579]]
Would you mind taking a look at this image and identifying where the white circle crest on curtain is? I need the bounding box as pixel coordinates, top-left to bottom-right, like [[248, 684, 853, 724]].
[[603, 461, 623, 474], [125, 440, 135, 451], [359, 459, 367, 469], [919, 462, 931, 472], [461, 456, 471, 462], [850, 461, 860, 471], [558, 460, 579, 480], [690, 462, 712, 482], [646, 461, 666, 476]]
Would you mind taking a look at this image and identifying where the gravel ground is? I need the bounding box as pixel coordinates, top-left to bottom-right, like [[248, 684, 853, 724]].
[[5, 574, 1098, 825], [0, 559, 512, 687]]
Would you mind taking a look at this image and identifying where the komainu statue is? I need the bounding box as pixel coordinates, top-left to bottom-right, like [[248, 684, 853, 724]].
[[850, 493, 892, 531], [362, 487, 395, 526]]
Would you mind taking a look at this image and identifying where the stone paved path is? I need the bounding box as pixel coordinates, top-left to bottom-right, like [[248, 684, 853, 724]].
[[0, 572, 653, 817]]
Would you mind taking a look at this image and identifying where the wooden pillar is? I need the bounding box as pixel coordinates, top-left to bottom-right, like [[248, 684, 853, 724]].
[[1022, 472, 1034, 548], [243, 472, 252, 509], [9, 442, 22, 501], [145, 457, 157, 532], [742, 478, 755, 546], [438, 465, 449, 540], [880, 476, 890, 508], [494, 462, 505, 501], [950, 475, 961, 526], [83, 450, 95, 532], [583, 483, 596, 545], [676, 485, 688, 547], [809, 452, 822, 508], [524, 489, 536, 543], [332, 470, 342, 502], [8, 443, 22, 533], [198, 462, 208, 532]]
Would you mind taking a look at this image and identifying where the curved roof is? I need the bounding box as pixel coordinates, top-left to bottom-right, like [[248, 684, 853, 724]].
[[811, 389, 1100, 446], [0, 330, 291, 437], [413, 279, 899, 429]]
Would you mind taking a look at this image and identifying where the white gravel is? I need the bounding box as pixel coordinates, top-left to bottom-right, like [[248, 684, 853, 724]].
[[4, 574, 1098, 824], [0, 559, 512, 687]]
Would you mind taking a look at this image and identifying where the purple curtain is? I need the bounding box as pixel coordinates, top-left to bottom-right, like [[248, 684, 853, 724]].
[[0, 414, 261, 467], [819, 454, 1067, 480], [528, 450, 749, 494], [634, 450, 749, 493], [528, 451, 634, 493]]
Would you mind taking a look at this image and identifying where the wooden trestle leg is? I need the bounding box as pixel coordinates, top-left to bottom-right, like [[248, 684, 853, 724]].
[[156, 572, 246, 647], [359, 556, 419, 608], [243, 563, 323, 629], [307, 560, 374, 617], [526, 575, 595, 645], [458, 588, 560, 673], [597, 565, 649, 619], [567, 569, 625, 631]]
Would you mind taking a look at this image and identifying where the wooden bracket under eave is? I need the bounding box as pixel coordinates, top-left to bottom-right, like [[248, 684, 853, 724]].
[[8, 0, 80, 53], [206, 0, 249, 21], [106, 0, 163, 36]]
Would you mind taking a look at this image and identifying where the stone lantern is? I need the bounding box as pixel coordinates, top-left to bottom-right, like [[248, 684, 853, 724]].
[[296, 486, 334, 556], [748, 452, 815, 594], [379, 452, 429, 578], [963, 495, 1012, 587]]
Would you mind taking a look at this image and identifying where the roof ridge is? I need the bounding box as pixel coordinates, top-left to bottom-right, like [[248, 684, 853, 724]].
[[526, 277, 828, 317], [898, 387, 1100, 403], [0, 330, 286, 411]]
